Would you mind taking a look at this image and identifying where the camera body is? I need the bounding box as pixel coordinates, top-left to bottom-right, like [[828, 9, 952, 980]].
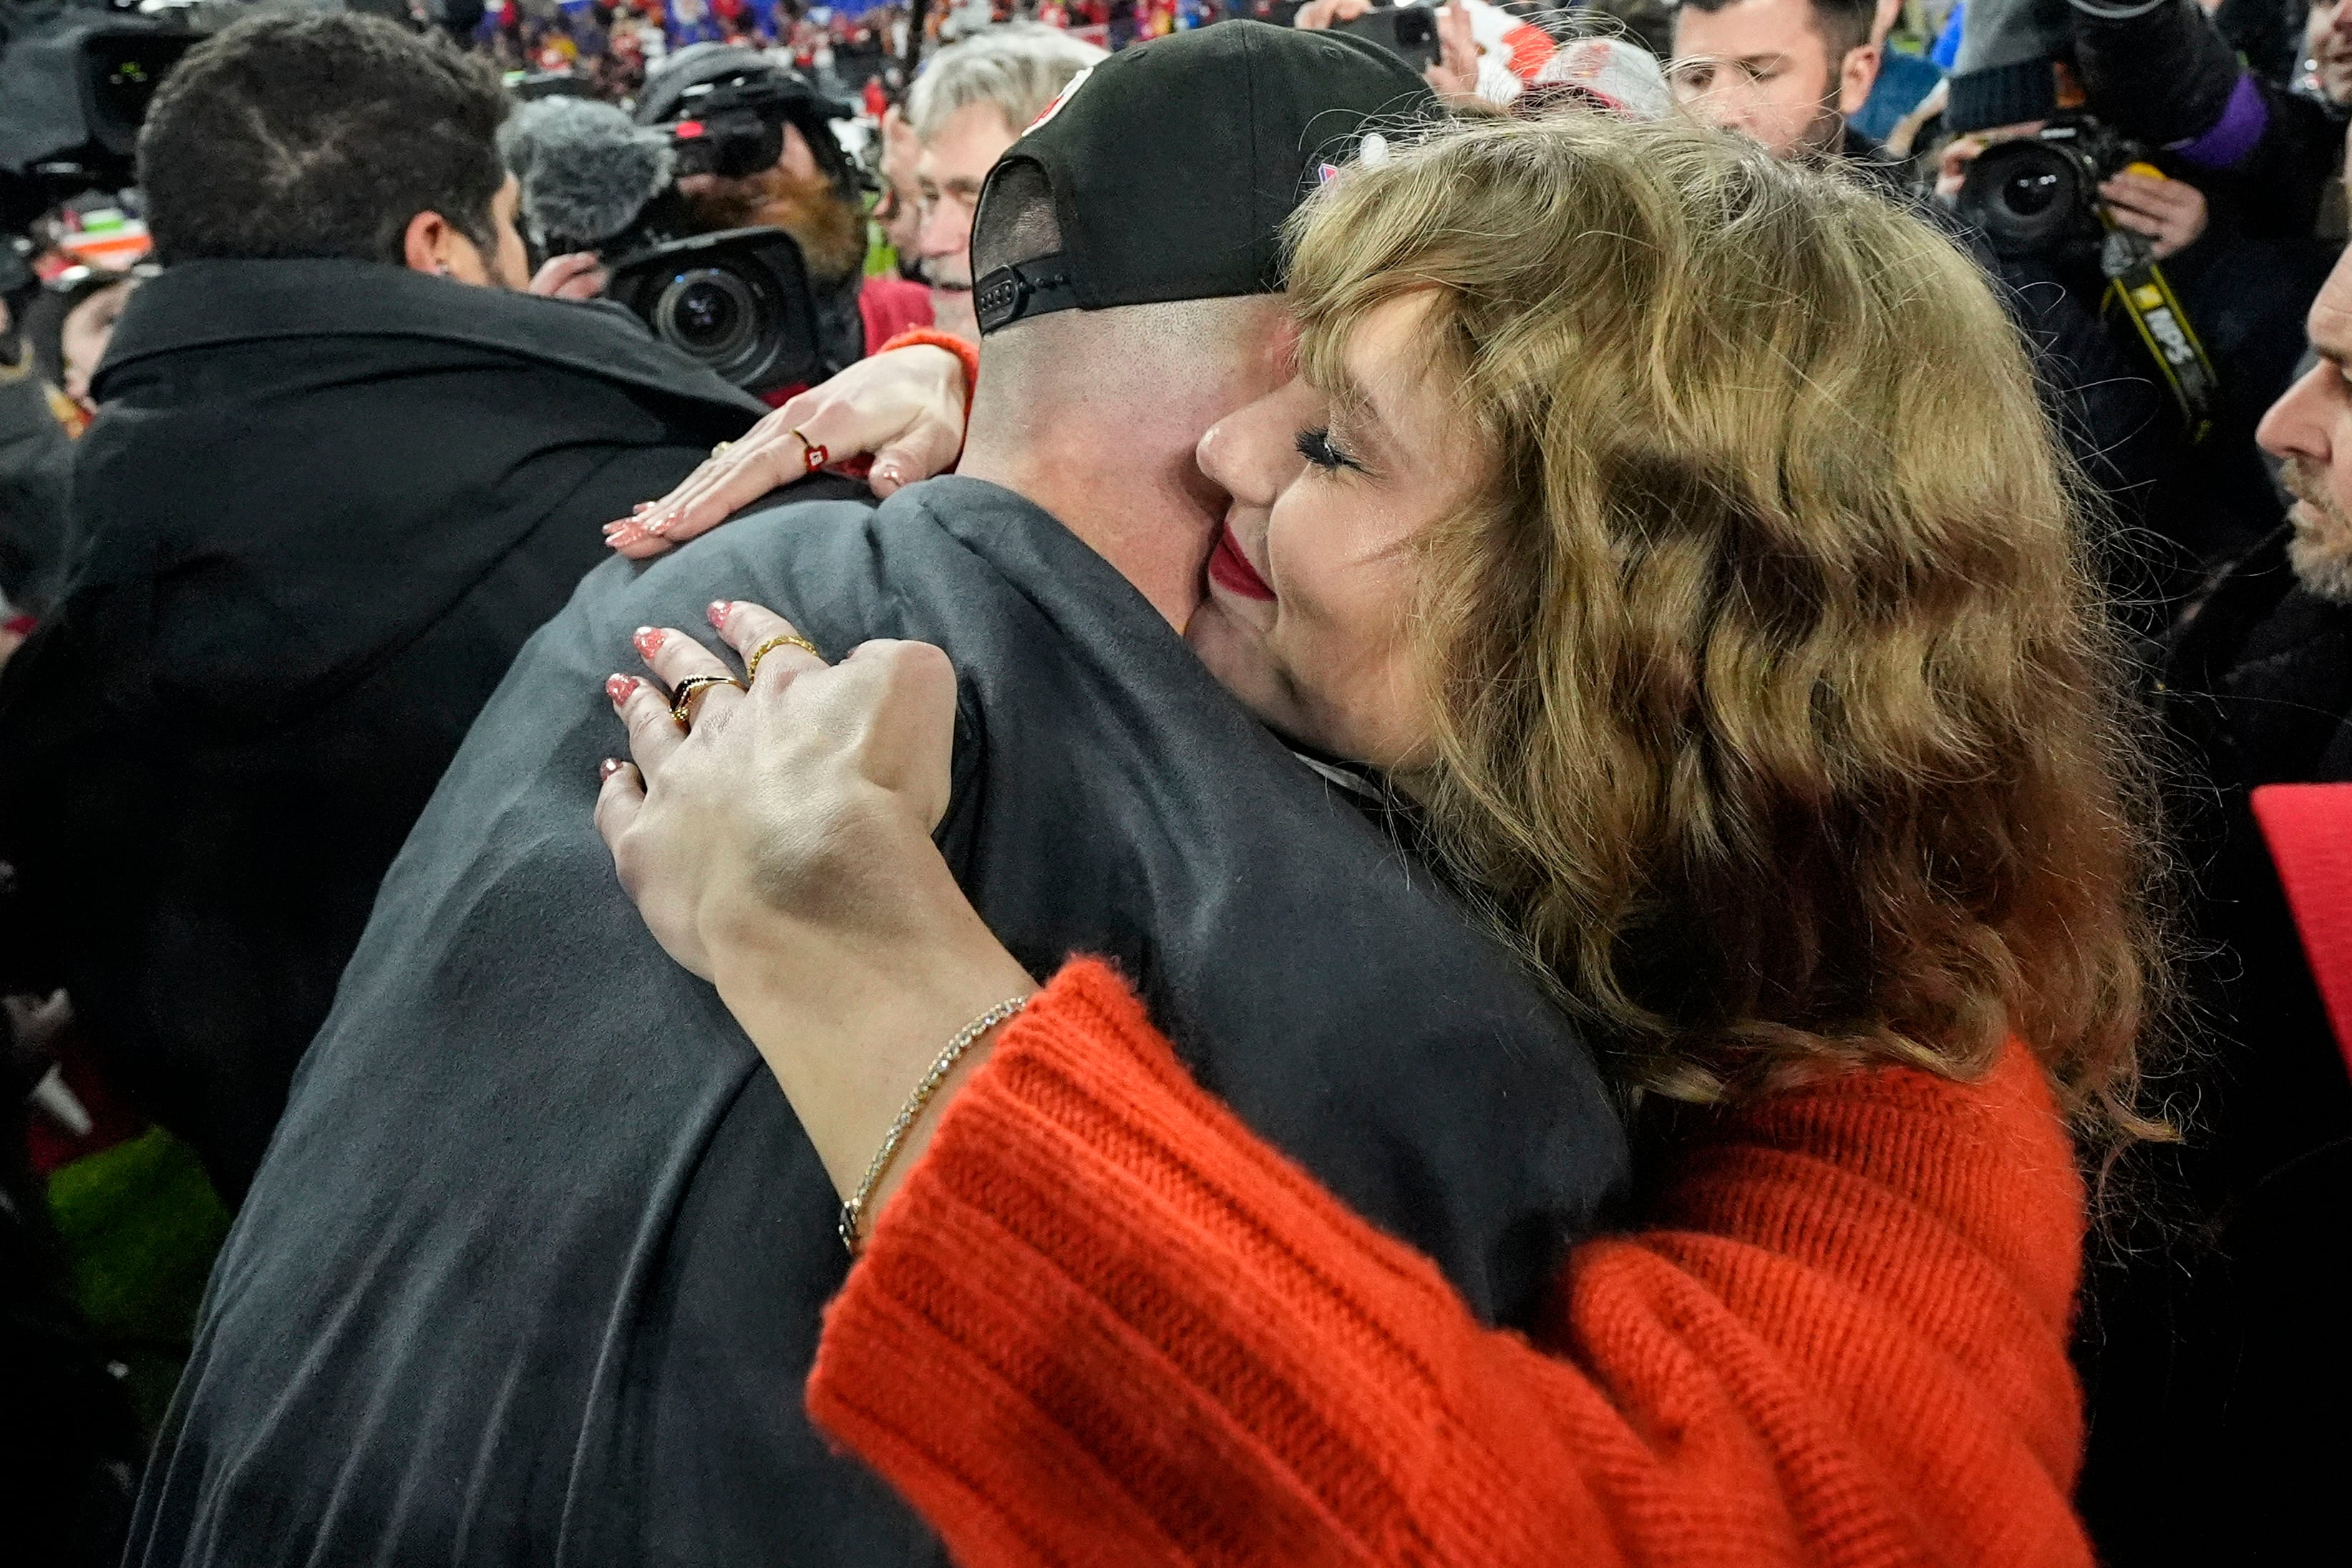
[[603, 226, 830, 396], [654, 75, 805, 182], [1956, 112, 2148, 260], [0, 17, 200, 223], [1331, 6, 1442, 73]]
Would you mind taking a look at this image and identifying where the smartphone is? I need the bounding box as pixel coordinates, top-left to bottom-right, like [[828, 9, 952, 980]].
[[1333, 6, 1442, 74]]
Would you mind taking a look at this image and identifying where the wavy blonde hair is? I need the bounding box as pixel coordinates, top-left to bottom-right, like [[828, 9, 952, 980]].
[[1287, 115, 2167, 1137]]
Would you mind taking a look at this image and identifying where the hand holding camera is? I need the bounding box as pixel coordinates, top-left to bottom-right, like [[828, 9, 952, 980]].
[[2098, 168, 2207, 260]]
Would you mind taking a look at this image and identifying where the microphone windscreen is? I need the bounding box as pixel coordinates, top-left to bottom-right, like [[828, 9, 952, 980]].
[[500, 97, 675, 250]]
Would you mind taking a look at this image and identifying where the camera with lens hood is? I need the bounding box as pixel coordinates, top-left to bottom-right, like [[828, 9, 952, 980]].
[[1955, 112, 2148, 261], [501, 49, 861, 397], [602, 226, 826, 395]]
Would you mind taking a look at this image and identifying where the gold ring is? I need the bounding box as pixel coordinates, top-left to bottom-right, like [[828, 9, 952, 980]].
[[711, 440, 734, 459], [746, 632, 822, 681], [666, 673, 745, 726]]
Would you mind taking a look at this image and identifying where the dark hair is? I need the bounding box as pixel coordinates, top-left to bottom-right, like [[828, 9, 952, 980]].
[[138, 12, 509, 267], [1678, 0, 1879, 61]]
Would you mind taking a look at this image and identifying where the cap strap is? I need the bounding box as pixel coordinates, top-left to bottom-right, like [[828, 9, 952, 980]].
[[973, 255, 1083, 336]]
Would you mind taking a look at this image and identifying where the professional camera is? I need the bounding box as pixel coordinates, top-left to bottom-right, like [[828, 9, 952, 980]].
[[0, 13, 200, 222], [504, 47, 865, 396], [1955, 113, 2149, 260], [603, 226, 828, 394]]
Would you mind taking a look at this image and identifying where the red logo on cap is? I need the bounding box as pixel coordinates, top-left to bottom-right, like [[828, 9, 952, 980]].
[[1026, 64, 1095, 134]]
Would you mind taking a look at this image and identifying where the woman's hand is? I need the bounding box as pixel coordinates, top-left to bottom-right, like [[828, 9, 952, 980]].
[[606, 345, 972, 559], [594, 600, 1035, 1210], [2099, 169, 2209, 260]]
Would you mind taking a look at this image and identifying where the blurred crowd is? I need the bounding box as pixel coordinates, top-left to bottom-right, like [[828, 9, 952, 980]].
[[4, 0, 2351, 1564]]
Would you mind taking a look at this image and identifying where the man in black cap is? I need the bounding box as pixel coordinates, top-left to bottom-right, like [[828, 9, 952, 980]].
[[128, 24, 1627, 1568]]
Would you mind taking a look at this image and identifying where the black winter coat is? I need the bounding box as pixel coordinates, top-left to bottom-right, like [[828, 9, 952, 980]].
[[2074, 527, 2352, 1564], [0, 258, 762, 1198]]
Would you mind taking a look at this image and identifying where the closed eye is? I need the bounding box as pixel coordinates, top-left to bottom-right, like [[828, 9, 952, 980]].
[[1295, 426, 1364, 474]]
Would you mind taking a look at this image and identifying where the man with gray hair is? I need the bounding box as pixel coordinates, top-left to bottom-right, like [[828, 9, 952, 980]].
[[905, 21, 1104, 339]]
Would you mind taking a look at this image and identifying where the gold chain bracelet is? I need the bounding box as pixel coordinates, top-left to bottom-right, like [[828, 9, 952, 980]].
[[839, 995, 1031, 1255]]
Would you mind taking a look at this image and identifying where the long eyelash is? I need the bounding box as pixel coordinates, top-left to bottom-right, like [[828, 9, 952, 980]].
[[1295, 427, 1361, 473]]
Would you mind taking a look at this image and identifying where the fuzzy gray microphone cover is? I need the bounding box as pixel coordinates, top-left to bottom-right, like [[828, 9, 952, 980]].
[[498, 97, 676, 253]]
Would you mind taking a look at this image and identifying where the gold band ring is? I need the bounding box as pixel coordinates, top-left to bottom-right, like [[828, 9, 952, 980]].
[[789, 427, 829, 473], [710, 440, 734, 459], [666, 673, 745, 726], [745, 632, 822, 682]]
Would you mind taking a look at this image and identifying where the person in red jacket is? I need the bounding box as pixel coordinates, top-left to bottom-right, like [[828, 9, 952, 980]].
[[593, 114, 2164, 1564]]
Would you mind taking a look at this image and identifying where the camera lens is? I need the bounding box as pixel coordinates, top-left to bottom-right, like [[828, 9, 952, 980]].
[[651, 266, 762, 375], [2001, 169, 2063, 219], [1958, 140, 2091, 258]]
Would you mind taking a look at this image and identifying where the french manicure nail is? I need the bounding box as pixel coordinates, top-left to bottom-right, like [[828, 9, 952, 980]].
[[632, 502, 655, 515], [606, 523, 644, 549], [706, 600, 732, 628], [605, 674, 641, 705], [632, 627, 663, 658], [598, 756, 626, 780], [645, 510, 679, 537]]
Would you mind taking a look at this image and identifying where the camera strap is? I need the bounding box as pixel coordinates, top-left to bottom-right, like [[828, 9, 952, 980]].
[[2099, 230, 2217, 442]]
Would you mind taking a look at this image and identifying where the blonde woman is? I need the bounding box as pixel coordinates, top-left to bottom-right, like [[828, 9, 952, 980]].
[[596, 115, 2158, 1564]]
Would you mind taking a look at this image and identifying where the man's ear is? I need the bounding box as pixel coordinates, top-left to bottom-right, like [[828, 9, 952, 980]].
[[402, 210, 457, 277], [1837, 42, 1882, 117]]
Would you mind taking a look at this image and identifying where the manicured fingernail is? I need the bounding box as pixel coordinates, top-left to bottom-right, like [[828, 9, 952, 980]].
[[644, 510, 679, 537], [598, 756, 626, 780], [605, 525, 643, 549], [632, 502, 655, 515], [706, 600, 732, 628], [605, 674, 641, 705], [632, 627, 663, 658]]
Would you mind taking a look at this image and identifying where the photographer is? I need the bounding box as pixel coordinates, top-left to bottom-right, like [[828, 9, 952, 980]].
[[633, 43, 932, 374], [1941, 0, 2334, 598], [0, 9, 764, 1201]]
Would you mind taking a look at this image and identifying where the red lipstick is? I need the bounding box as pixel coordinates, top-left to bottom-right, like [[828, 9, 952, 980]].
[[1207, 522, 1276, 602]]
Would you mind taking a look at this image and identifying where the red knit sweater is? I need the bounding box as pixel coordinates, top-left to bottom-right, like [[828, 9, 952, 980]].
[[808, 960, 2092, 1567]]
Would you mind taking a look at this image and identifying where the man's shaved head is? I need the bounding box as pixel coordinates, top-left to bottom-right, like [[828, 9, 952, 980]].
[[961, 295, 1293, 629]]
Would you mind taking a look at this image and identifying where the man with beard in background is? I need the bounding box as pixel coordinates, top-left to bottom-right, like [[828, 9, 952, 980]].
[[638, 44, 932, 375], [2081, 227, 2352, 1564]]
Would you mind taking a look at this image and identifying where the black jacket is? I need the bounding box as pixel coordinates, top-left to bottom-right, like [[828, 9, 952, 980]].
[[2074, 527, 2352, 1563], [128, 478, 1631, 1568], [0, 355, 72, 612], [0, 259, 762, 1198]]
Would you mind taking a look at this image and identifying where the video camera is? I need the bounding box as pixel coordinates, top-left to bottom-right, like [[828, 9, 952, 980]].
[[505, 50, 862, 397], [0, 13, 200, 227]]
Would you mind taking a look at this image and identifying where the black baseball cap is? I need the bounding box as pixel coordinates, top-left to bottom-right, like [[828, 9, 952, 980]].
[[971, 21, 1436, 335]]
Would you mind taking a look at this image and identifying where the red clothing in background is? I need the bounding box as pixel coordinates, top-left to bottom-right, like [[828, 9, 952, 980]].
[[810, 958, 2091, 1567], [859, 274, 934, 352]]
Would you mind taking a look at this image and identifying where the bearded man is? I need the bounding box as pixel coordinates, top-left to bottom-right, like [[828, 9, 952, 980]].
[[638, 45, 932, 375], [2079, 235, 2352, 1565]]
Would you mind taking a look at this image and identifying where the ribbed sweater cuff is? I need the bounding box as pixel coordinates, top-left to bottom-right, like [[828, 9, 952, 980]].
[[806, 958, 1525, 1565]]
